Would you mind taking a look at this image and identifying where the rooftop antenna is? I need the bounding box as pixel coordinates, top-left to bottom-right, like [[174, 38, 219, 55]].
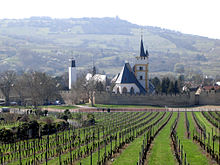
[[92, 54, 96, 76], [92, 54, 94, 68], [141, 28, 143, 40]]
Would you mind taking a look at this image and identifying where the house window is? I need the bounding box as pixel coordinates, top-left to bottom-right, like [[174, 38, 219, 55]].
[[139, 66, 143, 71], [140, 76, 143, 80]]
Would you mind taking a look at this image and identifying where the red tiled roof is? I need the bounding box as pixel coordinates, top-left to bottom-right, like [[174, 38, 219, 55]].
[[203, 86, 220, 91]]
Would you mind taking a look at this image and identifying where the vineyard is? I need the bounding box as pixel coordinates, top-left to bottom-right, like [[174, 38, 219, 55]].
[[0, 110, 219, 165]]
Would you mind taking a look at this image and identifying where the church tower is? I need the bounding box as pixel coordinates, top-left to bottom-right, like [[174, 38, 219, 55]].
[[134, 35, 149, 92], [69, 58, 77, 90]]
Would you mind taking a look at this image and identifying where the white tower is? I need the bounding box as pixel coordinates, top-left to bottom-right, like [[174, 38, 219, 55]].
[[134, 36, 149, 92], [69, 59, 76, 90]]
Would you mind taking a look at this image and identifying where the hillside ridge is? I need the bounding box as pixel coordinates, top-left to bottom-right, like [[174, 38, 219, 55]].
[[0, 17, 220, 77]]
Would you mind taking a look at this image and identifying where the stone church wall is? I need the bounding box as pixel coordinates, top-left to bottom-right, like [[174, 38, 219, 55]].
[[95, 91, 220, 107], [94, 92, 195, 107]]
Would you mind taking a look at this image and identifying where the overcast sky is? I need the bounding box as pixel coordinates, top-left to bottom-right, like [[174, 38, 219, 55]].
[[0, 0, 220, 39]]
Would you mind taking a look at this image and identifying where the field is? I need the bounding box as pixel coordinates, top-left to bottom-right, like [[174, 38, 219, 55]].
[[0, 110, 219, 165]]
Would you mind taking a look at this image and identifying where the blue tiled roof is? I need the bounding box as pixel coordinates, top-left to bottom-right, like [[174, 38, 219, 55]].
[[140, 39, 146, 57], [140, 38, 149, 57], [116, 63, 146, 94]]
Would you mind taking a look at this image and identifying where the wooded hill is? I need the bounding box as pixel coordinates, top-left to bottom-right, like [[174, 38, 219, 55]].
[[0, 17, 220, 77]]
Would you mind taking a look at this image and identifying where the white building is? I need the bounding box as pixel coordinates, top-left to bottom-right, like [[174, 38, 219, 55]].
[[113, 63, 146, 94], [69, 59, 77, 90], [216, 81, 220, 86], [113, 36, 154, 94]]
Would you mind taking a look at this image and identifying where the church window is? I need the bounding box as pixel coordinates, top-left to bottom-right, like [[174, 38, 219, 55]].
[[117, 87, 120, 94], [122, 87, 127, 93], [140, 76, 143, 80], [130, 87, 135, 94]]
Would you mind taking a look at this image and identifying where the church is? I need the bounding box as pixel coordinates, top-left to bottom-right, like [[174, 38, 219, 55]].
[[112, 36, 155, 94]]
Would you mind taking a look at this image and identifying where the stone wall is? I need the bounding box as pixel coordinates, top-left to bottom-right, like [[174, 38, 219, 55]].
[[61, 90, 220, 107], [198, 90, 220, 105], [94, 92, 195, 107]]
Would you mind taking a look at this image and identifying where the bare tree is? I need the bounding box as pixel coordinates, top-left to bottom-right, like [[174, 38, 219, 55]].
[[54, 72, 69, 90], [14, 75, 27, 106], [61, 70, 106, 106], [18, 72, 60, 107], [71, 71, 102, 106], [0, 71, 16, 105], [84, 79, 97, 106], [70, 72, 88, 104]]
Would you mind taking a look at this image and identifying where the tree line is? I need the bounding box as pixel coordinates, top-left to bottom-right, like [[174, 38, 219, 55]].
[[0, 70, 62, 106], [0, 70, 107, 107], [151, 75, 184, 94]]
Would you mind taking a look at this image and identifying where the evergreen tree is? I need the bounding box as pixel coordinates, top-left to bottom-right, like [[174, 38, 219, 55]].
[[178, 75, 184, 89], [151, 77, 161, 93], [161, 78, 166, 93], [168, 81, 175, 94], [95, 81, 104, 92], [174, 80, 180, 94], [162, 77, 170, 94], [165, 77, 170, 94]]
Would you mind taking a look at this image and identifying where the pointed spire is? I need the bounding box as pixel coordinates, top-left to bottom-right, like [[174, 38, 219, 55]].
[[146, 49, 149, 57], [140, 37, 146, 57], [140, 31, 149, 57], [92, 55, 96, 76], [92, 66, 96, 76]]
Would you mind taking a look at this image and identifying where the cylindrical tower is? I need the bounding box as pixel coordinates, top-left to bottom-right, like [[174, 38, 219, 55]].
[[69, 58, 76, 90]]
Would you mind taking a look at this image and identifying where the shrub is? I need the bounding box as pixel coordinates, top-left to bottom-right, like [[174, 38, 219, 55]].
[[0, 128, 14, 143]]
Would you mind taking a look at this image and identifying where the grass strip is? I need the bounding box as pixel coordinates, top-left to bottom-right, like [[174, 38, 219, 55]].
[[194, 112, 219, 154], [112, 113, 166, 165], [147, 112, 178, 165], [176, 112, 211, 165]]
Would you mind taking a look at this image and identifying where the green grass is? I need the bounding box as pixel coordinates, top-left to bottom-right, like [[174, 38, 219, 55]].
[[0, 105, 78, 110], [147, 112, 178, 165], [112, 112, 166, 165], [0, 122, 20, 129], [0, 106, 32, 109], [194, 112, 219, 154], [45, 112, 146, 165], [1, 112, 219, 165], [40, 105, 78, 109], [90, 104, 164, 109], [54, 112, 155, 165], [113, 135, 145, 165], [176, 112, 212, 165]]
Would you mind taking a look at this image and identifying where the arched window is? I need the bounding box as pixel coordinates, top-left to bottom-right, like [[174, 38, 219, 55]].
[[117, 87, 120, 94], [122, 87, 127, 94], [130, 87, 135, 94]]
